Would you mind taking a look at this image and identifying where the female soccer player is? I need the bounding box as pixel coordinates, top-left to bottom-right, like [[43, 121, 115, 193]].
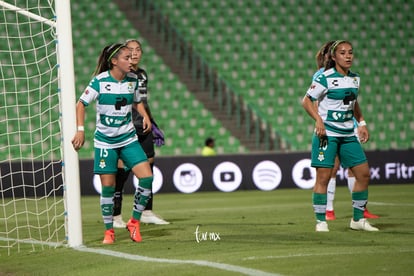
[[313, 41, 379, 221], [71, 43, 153, 243], [302, 40, 379, 232], [112, 39, 169, 227]]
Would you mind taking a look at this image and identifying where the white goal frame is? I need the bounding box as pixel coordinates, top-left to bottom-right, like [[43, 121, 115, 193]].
[[0, 0, 82, 248], [55, 0, 82, 248]]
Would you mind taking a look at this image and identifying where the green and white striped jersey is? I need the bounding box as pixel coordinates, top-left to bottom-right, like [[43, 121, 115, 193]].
[[306, 68, 360, 137], [80, 71, 140, 148]]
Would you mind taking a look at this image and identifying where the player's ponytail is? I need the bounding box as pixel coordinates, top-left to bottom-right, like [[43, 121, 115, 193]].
[[315, 40, 335, 69], [93, 43, 125, 76]]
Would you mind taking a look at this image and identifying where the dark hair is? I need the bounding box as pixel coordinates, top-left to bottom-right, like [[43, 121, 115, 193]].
[[315, 41, 335, 69], [205, 137, 214, 146], [325, 40, 353, 70], [93, 43, 127, 75]]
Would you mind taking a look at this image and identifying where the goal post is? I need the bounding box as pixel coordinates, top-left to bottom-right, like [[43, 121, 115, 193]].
[[0, 0, 82, 253], [55, 0, 83, 248]]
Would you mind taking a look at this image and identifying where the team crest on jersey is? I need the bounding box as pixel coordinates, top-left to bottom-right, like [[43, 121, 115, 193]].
[[353, 77, 358, 86], [309, 84, 316, 90], [99, 159, 106, 169], [318, 151, 325, 162], [128, 82, 134, 93]]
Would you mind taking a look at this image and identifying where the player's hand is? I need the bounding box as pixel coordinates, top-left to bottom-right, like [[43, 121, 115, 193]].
[[142, 117, 152, 133], [358, 126, 369, 143], [71, 132, 85, 151], [314, 118, 326, 137]]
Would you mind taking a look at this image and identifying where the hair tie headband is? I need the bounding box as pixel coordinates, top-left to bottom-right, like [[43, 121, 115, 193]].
[[106, 44, 124, 62], [330, 40, 347, 55]]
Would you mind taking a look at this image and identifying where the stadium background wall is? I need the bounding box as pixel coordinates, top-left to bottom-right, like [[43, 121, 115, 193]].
[[1, 150, 413, 197]]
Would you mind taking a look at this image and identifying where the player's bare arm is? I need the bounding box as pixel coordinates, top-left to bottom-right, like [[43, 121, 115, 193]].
[[71, 101, 86, 151], [302, 95, 325, 137], [134, 102, 152, 133]]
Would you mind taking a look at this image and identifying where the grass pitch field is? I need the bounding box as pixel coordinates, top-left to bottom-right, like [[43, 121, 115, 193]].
[[1, 184, 413, 275]]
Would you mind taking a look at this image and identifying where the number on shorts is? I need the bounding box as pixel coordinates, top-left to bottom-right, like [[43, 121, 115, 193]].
[[99, 148, 109, 158]]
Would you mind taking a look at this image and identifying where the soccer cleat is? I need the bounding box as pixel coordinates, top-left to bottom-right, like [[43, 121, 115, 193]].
[[126, 218, 142, 242], [350, 218, 379, 231], [113, 215, 127, 228], [315, 220, 329, 232], [325, 210, 336, 220], [364, 209, 380, 219], [140, 210, 170, 225], [102, 229, 115, 244]]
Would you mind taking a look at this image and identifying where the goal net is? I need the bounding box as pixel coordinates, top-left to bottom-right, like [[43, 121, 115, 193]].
[[0, 0, 81, 255]]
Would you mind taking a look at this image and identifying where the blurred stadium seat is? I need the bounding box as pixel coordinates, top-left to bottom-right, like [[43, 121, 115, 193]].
[[69, 0, 246, 158], [2, 0, 412, 160], [152, 0, 413, 151]]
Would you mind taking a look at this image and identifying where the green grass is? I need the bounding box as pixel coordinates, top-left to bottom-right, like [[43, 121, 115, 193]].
[[1, 184, 414, 275]]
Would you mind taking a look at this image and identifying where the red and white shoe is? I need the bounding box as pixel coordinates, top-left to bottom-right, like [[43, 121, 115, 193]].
[[102, 229, 115, 244], [126, 218, 142, 242], [326, 210, 336, 220], [364, 209, 380, 219]]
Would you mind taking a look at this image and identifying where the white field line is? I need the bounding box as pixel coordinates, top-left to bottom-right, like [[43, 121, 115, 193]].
[[0, 237, 63, 248], [74, 246, 282, 276], [0, 237, 281, 276]]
